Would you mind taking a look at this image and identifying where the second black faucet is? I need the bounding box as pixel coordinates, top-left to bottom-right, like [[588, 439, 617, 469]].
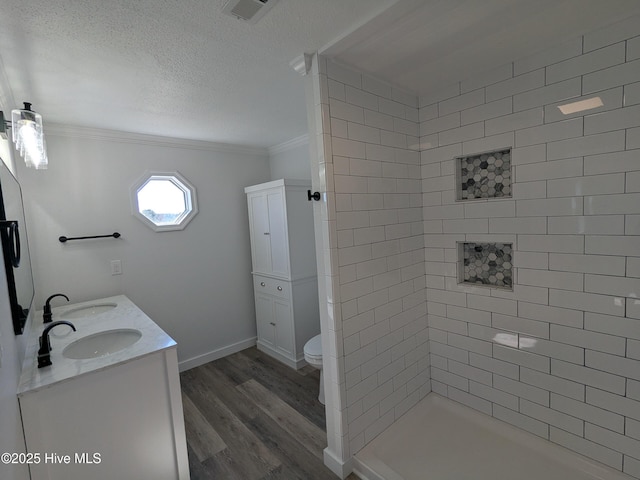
[[43, 293, 69, 323]]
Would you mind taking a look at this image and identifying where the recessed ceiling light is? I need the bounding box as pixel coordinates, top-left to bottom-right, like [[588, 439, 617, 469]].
[[557, 97, 604, 115]]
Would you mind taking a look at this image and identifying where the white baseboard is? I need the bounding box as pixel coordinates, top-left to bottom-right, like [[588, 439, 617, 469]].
[[324, 448, 353, 479], [256, 341, 307, 369], [178, 337, 257, 372]]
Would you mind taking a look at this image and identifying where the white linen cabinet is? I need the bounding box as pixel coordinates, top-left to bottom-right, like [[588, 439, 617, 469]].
[[245, 179, 319, 369]]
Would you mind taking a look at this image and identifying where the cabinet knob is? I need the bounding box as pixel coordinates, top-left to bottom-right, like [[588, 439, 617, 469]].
[[263, 232, 270, 235], [269, 322, 276, 326], [277, 286, 283, 291], [260, 282, 265, 287]]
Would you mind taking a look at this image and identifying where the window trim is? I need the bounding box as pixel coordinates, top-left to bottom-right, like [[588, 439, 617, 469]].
[[130, 171, 198, 232]]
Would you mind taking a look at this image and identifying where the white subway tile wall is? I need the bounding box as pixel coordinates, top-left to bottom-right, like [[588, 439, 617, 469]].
[[420, 19, 640, 479], [320, 59, 429, 457]]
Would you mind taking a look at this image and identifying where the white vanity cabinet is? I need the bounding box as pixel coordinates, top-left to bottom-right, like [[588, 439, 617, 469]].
[[18, 296, 189, 480], [245, 179, 319, 369]]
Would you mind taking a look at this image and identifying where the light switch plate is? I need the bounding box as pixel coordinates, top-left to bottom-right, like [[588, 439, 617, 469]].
[[111, 260, 122, 276]]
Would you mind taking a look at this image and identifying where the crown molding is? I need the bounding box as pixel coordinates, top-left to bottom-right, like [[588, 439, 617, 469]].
[[268, 134, 309, 156], [45, 123, 270, 157]]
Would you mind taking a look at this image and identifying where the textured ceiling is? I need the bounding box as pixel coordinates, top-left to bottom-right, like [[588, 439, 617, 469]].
[[1, 0, 639, 149], [0, 0, 395, 147], [324, 0, 640, 97]]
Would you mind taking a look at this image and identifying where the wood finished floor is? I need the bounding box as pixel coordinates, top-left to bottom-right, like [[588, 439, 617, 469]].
[[180, 347, 357, 480]]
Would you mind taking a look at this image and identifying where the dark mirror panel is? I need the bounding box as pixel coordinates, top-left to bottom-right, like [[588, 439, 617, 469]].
[[0, 157, 34, 334]]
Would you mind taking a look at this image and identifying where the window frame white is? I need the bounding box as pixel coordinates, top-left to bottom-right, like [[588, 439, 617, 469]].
[[130, 171, 198, 232]]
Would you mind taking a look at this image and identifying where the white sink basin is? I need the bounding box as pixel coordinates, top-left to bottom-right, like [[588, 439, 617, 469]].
[[60, 303, 117, 319], [62, 329, 142, 359]]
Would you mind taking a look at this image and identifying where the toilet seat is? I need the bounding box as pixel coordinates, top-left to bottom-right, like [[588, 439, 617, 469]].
[[304, 334, 322, 358]]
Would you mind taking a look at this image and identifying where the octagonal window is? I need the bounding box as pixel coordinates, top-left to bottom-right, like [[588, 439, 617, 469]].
[[130, 172, 198, 232]]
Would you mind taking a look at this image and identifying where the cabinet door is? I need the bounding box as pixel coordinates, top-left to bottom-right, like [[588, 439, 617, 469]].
[[255, 292, 294, 361], [273, 298, 294, 357], [249, 194, 272, 274], [255, 294, 276, 350], [266, 190, 289, 277]]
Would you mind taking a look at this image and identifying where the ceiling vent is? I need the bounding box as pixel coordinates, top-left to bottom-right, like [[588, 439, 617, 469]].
[[222, 0, 278, 24]]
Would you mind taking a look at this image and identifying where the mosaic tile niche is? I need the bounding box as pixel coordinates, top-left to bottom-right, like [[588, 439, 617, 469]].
[[459, 242, 513, 289], [456, 148, 512, 200]]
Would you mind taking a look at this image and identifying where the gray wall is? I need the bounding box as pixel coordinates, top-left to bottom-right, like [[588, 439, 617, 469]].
[[269, 136, 311, 181], [17, 129, 271, 369]]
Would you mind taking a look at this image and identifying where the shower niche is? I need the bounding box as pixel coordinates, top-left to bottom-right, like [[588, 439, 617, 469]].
[[458, 242, 513, 290], [456, 147, 511, 201]]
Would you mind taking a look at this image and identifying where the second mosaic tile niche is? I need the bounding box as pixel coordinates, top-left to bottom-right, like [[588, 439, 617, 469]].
[[456, 148, 512, 201], [459, 242, 513, 290]]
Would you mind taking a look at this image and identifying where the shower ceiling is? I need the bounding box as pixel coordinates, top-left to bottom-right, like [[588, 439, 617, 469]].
[[0, 0, 638, 148], [323, 0, 640, 97]]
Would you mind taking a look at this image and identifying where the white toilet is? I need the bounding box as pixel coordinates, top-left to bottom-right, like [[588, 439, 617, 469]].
[[303, 334, 324, 405]]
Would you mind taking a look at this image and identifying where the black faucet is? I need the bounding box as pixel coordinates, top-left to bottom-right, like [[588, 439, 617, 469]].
[[37, 321, 76, 368], [43, 293, 69, 323]]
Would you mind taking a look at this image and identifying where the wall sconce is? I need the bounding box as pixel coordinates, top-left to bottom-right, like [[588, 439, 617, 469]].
[[0, 102, 48, 170]]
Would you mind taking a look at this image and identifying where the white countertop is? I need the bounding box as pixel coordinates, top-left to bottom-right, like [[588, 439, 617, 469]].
[[18, 295, 176, 395]]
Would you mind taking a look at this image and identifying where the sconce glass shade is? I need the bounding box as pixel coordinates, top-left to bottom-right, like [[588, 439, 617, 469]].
[[11, 104, 48, 169]]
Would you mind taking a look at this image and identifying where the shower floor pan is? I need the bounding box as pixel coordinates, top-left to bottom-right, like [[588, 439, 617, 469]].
[[354, 393, 631, 480]]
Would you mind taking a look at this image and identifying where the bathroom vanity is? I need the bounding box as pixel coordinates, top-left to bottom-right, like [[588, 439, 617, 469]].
[[18, 295, 189, 480]]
